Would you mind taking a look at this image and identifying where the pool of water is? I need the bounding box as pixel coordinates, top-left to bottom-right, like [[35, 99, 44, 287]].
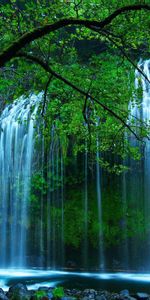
[[1, 270, 150, 293]]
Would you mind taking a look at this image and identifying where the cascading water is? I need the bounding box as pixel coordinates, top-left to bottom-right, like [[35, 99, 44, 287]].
[[83, 145, 88, 269], [0, 93, 40, 267], [46, 126, 65, 268], [0, 93, 65, 269], [122, 59, 150, 271], [96, 137, 105, 270]]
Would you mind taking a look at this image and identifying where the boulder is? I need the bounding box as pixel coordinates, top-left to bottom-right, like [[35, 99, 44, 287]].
[[120, 290, 130, 297], [6, 283, 29, 300], [83, 289, 97, 299], [0, 290, 9, 300], [136, 293, 149, 300]]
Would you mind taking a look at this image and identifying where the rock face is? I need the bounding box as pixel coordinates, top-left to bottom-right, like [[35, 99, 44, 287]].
[[1, 284, 150, 300]]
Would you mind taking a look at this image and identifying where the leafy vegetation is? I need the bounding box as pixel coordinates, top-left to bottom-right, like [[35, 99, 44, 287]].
[[33, 290, 47, 300], [0, 0, 150, 165], [52, 287, 64, 299]]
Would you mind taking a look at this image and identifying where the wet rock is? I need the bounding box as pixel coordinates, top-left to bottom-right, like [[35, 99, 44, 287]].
[[97, 291, 111, 299], [136, 293, 149, 300], [120, 291, 130, 297], [0, 295, 9, 300], [82, 297, 90, 300], [47, 291, 53, 299], [110, 293, 121, 300], [96, 295, 107, 300], [61, 297, 76, 300], [83, 289, 97, 299], [0, 289, 9, 300], [65, 289, 81, 298], [65, 289, 74, 296], [6, 283, 29, 300]]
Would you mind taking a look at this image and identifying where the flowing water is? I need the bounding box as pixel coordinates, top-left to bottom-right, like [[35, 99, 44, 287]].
[[0, 93, 65, 268], [0, 93, 40, 267], [96, 137, 104, 270], [122, 59, 150, 271]]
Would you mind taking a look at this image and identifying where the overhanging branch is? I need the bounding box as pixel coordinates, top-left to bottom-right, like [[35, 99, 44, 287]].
[[16, 52, 142, 141], [100, 30, 150, 85], [0, 4, 149, 67]]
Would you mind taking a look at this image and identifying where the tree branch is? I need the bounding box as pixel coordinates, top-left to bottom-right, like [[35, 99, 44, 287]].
[[99, 30, 150, 85], [0, 4, 149, 67], [15, 52, 142, 141]]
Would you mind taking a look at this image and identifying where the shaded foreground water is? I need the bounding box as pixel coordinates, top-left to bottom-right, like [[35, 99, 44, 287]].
[[1, 270, 150, 292]]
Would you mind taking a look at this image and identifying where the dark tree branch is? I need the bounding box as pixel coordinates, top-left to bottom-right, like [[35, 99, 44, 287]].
[[82, 77, 94, 125], [73, 0, 83, 18], [99, 30, 150, 85], [0, 4, 149, 67], [15, 52, 142, 141], [82, 78, 94, 150]]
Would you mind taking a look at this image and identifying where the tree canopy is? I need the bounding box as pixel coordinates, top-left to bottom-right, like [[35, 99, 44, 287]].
[[0, 0, 150, 170]]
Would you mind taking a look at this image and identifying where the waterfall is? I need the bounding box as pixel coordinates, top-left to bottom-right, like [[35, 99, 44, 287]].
[[0, 93, 41, 267], [122, 59, 150, 271], [121, 167, 129, 269], [83, 144, 88, 269], [46, 125, 64, 268], [96, 137, 105, 270], [137, 60, 150, 269], [0, 93, 65, 269]]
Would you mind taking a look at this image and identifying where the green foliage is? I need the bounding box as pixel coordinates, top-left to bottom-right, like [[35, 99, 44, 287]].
[[52, 287, 64, 299], [0, 0, 149, 167], [31, 172, 48, 196], [33, 290, 47, 300]]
